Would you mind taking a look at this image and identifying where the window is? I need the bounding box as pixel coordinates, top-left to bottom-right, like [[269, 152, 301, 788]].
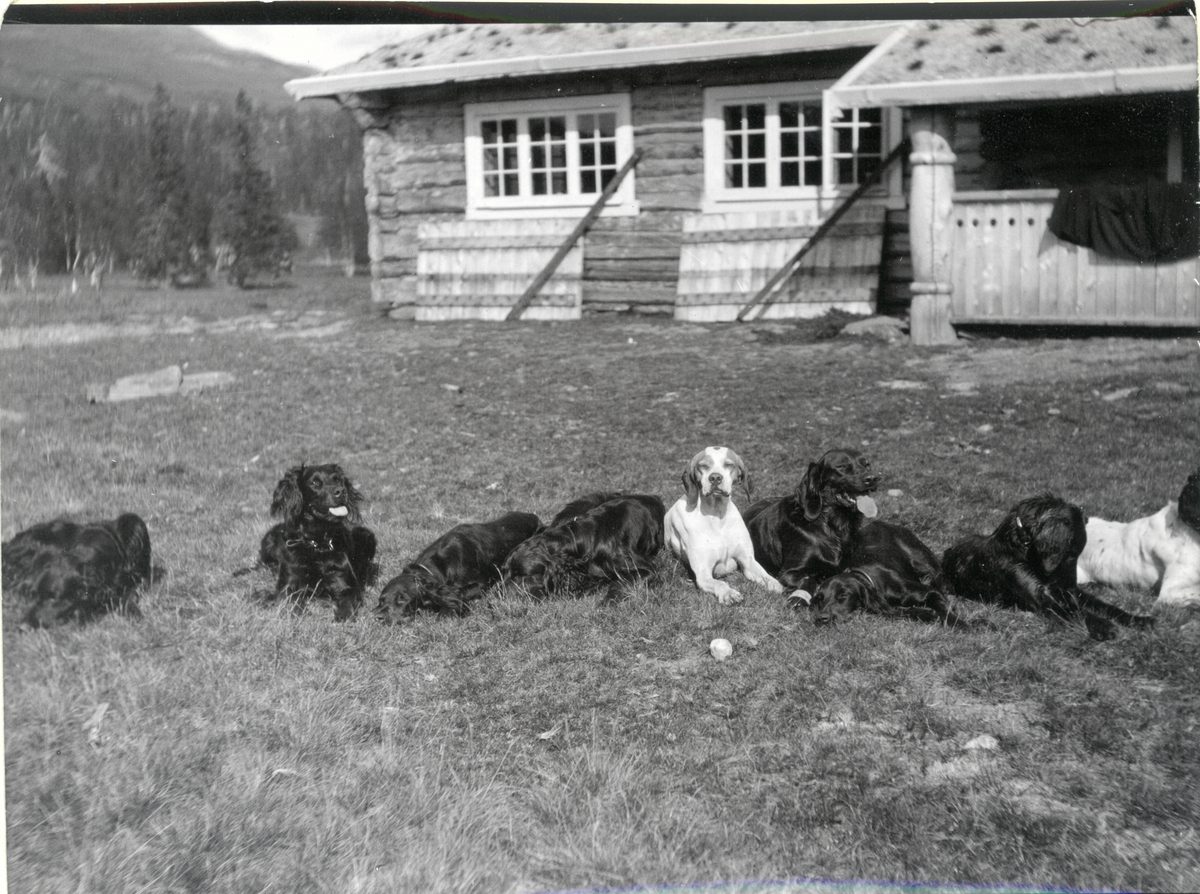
[[830, 107, 883, 186], [703, 82, 894, 210], [465, 94, 636, 218]]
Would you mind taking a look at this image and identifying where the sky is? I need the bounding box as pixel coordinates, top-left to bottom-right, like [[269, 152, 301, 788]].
[[194, 24, 438, 71]]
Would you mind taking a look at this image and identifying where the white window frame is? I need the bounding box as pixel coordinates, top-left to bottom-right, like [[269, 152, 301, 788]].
[[702, 81, 902, 213], [464, 93, 638, 219]]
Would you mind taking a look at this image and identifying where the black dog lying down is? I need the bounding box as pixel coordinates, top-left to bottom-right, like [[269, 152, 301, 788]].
[[375, 511, 543, 620], [2, 513, 153, 627], [258, 463, 378, 621], [744, 448, 880, 600], [943, 493, 1155, 637], [811, 520, 962, 626], [503, 493, 666, 601]]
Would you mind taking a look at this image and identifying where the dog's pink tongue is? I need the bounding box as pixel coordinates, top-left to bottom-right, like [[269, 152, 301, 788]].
[[856, 495, 878, 518], [328, 506, 349, 517]]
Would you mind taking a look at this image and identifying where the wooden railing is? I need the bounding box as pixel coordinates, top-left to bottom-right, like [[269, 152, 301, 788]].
[[950, 190, 1199, 326]]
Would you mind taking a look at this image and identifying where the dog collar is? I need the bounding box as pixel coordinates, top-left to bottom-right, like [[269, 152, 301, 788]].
[[288, 535, 338, 553], [846, 568, 876, 590]]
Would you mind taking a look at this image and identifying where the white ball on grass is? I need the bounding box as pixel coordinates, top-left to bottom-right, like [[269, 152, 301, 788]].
[[709, 638, 733, 661]]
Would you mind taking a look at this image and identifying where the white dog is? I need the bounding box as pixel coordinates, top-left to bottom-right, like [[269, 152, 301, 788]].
[[665, 446, 783, 605], [1076, 469, 1200, 607]]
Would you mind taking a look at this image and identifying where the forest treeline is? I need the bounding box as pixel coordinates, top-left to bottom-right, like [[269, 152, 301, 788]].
[[0, 84, 368, 283]]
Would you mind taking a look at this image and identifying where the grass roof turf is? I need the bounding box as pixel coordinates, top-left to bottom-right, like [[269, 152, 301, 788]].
[[854, 17, 1196, 87], [331, 21, 886, 75]]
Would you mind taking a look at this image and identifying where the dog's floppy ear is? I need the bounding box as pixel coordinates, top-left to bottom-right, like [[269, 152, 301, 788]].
[[1178, 469, 1200, 533], [115, 513, 152, 578], [681, 453, 703, 505], [270, 466, 305, 521], [799, 461, 824, 520], [338, 468, 365, 523]]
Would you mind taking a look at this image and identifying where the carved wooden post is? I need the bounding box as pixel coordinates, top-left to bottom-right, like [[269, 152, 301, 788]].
[[908, 107, 959, 345]]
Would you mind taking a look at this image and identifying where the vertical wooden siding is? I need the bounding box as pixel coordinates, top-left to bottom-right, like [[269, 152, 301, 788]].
[[951, 193, 1200, 325], [416, 220, 583, 321], [675, 204, 886, 322]]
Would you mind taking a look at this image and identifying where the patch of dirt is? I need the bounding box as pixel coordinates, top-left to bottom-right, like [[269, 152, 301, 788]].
[[907, 337, 1196, 389]]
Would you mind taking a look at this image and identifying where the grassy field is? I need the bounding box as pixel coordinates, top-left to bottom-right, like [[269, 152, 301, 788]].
[[2, 271, 1198, 894]]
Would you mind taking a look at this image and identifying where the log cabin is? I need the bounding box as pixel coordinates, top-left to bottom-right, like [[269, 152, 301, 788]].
[[285, 18, 1198, 339]]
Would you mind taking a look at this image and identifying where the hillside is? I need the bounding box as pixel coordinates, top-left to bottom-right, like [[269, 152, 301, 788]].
[[0, 23, 316, 110]]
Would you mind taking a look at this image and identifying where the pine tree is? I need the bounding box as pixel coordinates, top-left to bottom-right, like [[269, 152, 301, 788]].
[[219, 90, 288, 287], [134, 84, 193, 283]]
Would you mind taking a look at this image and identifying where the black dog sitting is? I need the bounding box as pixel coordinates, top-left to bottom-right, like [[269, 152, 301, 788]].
[[811, 521, 961, 626], [258, 464, 378, 621], [943, 493, 1155, 638], [375, 511, 543, 620], [744, 448, 881, 602], [2, 513, 153, 627], [503, 493, 665, 601]]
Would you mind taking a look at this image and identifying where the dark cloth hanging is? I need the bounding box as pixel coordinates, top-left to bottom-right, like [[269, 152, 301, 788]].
[[1047, 180, 1200, 262]]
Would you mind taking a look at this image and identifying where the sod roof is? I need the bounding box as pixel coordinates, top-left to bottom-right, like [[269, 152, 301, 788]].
[[848, 16, 1196, 86], [329, 21, 886, 76]]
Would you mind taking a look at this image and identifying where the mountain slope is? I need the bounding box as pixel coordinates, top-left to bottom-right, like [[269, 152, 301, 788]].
[[0, 24, 316, 109]]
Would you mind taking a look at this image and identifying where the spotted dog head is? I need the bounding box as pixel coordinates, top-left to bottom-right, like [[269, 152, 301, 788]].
[[681, 446, 751, 506], [270, 464, 363, 526]]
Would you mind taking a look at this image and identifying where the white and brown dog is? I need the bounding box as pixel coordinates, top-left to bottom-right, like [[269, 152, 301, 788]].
[[1076, 469, 1200, 607], [665, 446, 783, 605]]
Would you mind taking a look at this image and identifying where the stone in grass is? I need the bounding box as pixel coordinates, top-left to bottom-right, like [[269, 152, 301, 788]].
[[963, 733, 1001, 752], [179, 371, 237, 396], [842, 315, 908, 342], [88, 365, 236, 402], [91, 364, 183, 403]]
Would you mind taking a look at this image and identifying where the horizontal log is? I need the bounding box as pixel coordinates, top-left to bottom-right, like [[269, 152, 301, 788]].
[[585, 233, 682, 254], [388, 161, 468, 191], [373, 260, 414, 278], [639, 201, 703, 213], [582, 270, 679, 283], [633, 122, 704, 135], [638, 158, 705, 178], [584, 248, 681, 264], [583, 282, 676, 305], [589, 211, 685, 232], [371, 190, 467, 216]]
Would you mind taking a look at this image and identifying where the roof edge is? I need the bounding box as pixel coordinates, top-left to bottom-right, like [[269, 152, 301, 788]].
[[827, 64, 1199, 107], [285, 23, 904, 100]]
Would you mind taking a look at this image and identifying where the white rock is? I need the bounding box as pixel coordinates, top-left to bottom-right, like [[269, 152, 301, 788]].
[[963, 734, 1000, 752], [709, 638, 733, 661]]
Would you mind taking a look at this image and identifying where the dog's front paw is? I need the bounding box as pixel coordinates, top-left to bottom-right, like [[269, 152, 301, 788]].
[[713, 583, 744, 605]]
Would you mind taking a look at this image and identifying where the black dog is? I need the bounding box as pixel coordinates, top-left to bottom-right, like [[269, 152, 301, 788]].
[[257, 464, 377, 621], [549, 491, 625, 527], [744, 448, 881, 600], [811, 521, 961, 626], [503, 494, 665, 601], [943, 493, 1155, 638], [2, 513, 152, 627], [375, 511, 543, 620]]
